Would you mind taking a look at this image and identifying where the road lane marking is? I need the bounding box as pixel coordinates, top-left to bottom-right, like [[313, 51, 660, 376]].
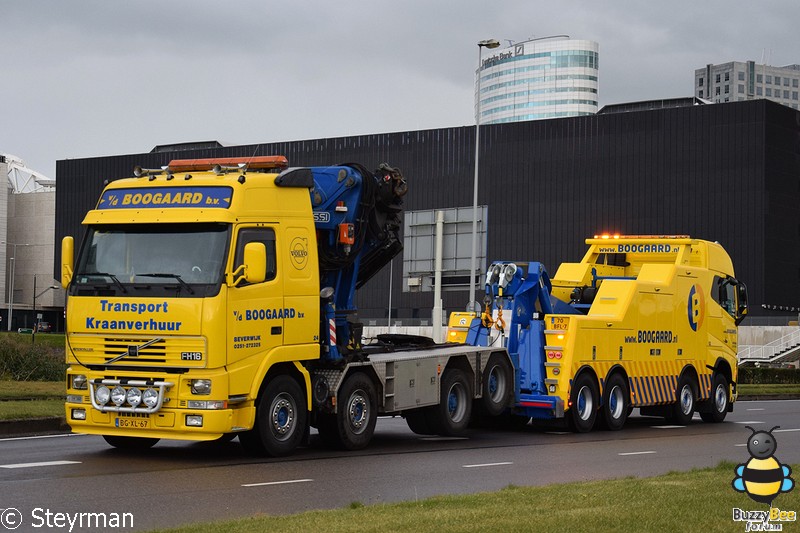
[[735, 444, 747, 447], [0, 460, 81, 469], [618, 451, 656, 456], [242, 479, 313, 488], [420, 437, 469, 441], [654, 425, 685, 429], [734, 421, 763, 425], [0, 434, 86, 443], [462, 462, 513, 468], [775, 428, 800, 433], [746, 408, 765, 411]]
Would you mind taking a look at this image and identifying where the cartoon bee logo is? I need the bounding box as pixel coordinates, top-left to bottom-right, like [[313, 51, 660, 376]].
[[733, 426, 794, 505]]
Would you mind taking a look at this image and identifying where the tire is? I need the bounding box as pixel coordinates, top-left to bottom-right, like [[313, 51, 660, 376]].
[[427, 368, 473, 436], [700, 374, 729, 423], [317, 372, 378, 450], [240, 374, 307, 457], [481, 354, 513, 417], [568, 373, 599, 433], [669, 374, 697, 425], [405, 409, 434, 435], [103, 435, 159, 450], [600, 373, 629, 431]]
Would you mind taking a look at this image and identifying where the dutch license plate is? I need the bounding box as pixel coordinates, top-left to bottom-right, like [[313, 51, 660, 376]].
[[115, 418, 149, 429]]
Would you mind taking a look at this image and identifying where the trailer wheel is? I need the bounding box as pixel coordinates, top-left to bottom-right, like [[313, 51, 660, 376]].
[[240, 374, 307, 456], [428, 368, 473, 436], [102, 435, 159, 450], [699, 374, 729, 423], [600, 373, 629, 431], [317, 372, 377, 450], [669, 374, 697, 425], [568, 373, 598, 433], [481, 354, 513, 417]]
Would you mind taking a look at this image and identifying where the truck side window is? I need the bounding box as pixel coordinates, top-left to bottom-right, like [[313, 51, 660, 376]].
[[234, 228, 277, 283], [712, 275, 736, 317]]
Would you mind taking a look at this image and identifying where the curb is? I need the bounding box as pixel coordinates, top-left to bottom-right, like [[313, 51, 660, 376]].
[[0, 417, 69, 438]]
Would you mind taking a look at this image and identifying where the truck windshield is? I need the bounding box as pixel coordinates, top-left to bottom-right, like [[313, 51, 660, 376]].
[[72, 223, 230, 297]]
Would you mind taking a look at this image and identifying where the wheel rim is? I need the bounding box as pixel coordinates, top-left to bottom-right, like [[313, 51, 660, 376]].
[[577, 385, 593, 421], [447, 382, 468, 423], [679, 385, 693, 415], [608, 385, 624, 420], [714, 383, 727, 413], [270, 393, 296, 441], [487, 364, 507, 403], [347, 389, 369, 435]]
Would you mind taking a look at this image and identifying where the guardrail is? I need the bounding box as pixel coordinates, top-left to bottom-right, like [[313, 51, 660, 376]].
[[739, 328, 800, 363]]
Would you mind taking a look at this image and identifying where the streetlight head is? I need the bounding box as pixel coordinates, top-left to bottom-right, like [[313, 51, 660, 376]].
[[478, 39, 501, 49]]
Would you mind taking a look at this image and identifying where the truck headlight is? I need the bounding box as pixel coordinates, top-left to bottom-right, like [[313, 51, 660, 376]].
[[142, 388, 159, 408], [126, 387, 142, 408], [111, 386, 126, 406], [95, 385, 111, 406], [191, 379, 212, 395], [72, 374, 88, 390]]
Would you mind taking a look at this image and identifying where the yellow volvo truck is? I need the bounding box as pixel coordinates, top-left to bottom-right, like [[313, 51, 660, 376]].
[[63, 156, 509, 455], [462, 235, 748, 431]]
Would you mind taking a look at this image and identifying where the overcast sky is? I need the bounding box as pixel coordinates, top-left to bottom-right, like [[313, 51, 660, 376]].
[[3, 0, 800, 179]]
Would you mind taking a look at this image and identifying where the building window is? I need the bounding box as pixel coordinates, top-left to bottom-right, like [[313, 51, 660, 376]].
[[698, 90, 704, 98], [715, 86, 721, 95], [757, 74, 763, 83], [738, 84, 744, 94], [766, 88, 772, 97], [785, 78, 790, 86], [724, 97, 730, 102], [724, 72, 730, 81], [767, 75, 772, 84], [776, 76, 782, 85], [715, 73, 721, 83], [794, 79, 799, 88], [738, 71, 745, 81], [698, 77, 704, 87], [793, 91, 798, 100], [757, 87, 763, 96], [724, 85, 730, 94], [784, 90, 790, 99]]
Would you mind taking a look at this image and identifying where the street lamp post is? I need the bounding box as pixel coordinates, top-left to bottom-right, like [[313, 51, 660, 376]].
[[468, 38, 500, 311], [32, 275, 59, 343], [3, 241, 30, 331]]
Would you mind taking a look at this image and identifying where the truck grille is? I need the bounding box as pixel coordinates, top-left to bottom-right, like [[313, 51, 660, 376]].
[[69, 334, 207, 368]]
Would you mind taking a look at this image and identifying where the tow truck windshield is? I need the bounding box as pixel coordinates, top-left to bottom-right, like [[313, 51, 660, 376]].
[[71, 223, 230, 297]]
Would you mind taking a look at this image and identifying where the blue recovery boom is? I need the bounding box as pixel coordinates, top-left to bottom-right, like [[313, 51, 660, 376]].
[[467, 261, 580, 419], [307, 163, 407, 362]]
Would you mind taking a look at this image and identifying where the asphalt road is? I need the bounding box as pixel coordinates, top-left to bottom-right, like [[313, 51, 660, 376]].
[[1, 400, 799, 532]]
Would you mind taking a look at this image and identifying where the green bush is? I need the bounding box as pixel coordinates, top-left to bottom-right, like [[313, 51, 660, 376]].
[[0, 334, 65, 381], [738, 367, 800, 384]]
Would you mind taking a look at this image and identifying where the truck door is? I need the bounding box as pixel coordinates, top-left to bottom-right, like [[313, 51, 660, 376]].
[[227, 226, 283, 363]]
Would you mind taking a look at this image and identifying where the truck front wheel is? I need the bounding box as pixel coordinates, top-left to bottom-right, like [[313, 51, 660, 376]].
[[102, 435, 159, 450], [569, 373, 598, 433], [318, 372, 378, 450], [240, 375, 307, 457]]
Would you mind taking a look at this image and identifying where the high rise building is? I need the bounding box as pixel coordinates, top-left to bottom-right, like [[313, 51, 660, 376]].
[[695, 61, 800, 109], [475, 36, 599, 124]]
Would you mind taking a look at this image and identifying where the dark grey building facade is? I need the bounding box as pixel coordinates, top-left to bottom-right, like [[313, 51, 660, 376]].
[[56, 99, 800, 322]]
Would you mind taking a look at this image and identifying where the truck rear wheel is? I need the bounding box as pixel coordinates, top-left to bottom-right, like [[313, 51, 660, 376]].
[[600, 373, 629, 431], [240, 374, 307, 457], [481, 354, 513, 417], [669, 374, 697, 425], [317, 372, 378, 450], [428, 368, 473, 436], [699, 374, 729, 423], [102, 435, 159, 450], [569, 373, 598, 433]]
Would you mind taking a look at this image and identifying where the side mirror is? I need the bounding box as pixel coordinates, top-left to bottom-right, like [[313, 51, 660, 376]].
[[61, 236, 74, 288], [243, 242, 267, 284], [735, 282, 748, 326]]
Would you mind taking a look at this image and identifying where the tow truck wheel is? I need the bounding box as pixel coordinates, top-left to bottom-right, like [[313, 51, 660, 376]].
[[102, 435, 159, 450], [481, 354, 513, 417], [405, 409, 434, 435], [568, 373, 598, 433], [317, 372, 378, 450], [241, 374, 307, 457], [699, 374, 729, 423], [600, 373, 629, 431], [669, 374, 697, 425], [428, 368, 473, 436]]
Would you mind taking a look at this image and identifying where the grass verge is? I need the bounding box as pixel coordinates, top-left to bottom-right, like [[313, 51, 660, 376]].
[[738, 383, 800, 395], [0, 399, 64, 420], [152, 462, 799, 533]]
